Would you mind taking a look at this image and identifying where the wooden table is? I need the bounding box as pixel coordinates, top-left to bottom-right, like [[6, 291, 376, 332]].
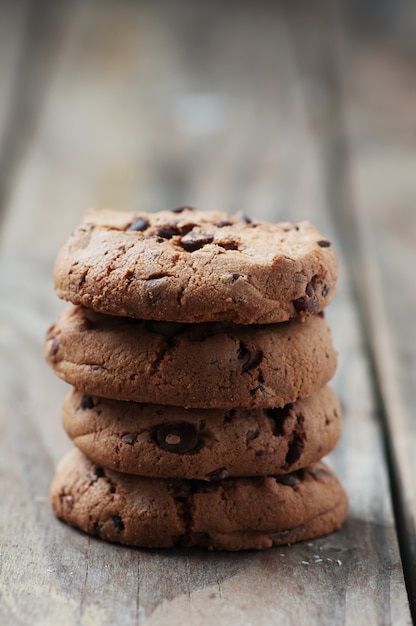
[[1, 1, 415, 624]]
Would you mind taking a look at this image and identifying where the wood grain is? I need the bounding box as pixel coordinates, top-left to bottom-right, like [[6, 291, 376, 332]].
[[329, 7, 416, 615], [0, 1, 413, 624]]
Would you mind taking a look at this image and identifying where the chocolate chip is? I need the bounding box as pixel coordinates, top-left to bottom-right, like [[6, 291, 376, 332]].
[[243, 349, 263, 372], [246, 429, 260, 442], [205, 467, 227, 481], [231, 272, 241, 281], [92, 465, 105, 479], [238, 343, 263, 372], [285, 414, 306, 467], [275, 472, 302, 487], [322, 284, 329, 297], [122, 432, 139, 445], [224, 409, 236, 423], [216, 239, 239, 250], [265, 405, 292, 436], [215, 220, 233, 227], [317, 240, 331, 247], [155, 422, 199, 453], [112, 515, 125, 532], [156, 224, 181, 239], [305, 282, 314, 297], [238, 214, 252, 224], [285, 434, 304, 466], [293, 278, 320, 314], [171, 206, 196, 213], [80, 395, 95, 410], [180, 232, 214, 252], [129, 217, 149, 231]]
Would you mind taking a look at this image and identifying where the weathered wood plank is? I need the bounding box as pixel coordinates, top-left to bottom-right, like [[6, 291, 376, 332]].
[[0, 0, 75, 220], [328, 7, 416, 617], [0, 1, 412, 624]]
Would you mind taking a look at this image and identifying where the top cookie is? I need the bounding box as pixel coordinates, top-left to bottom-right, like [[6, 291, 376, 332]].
[[53, 208, 338, 324]]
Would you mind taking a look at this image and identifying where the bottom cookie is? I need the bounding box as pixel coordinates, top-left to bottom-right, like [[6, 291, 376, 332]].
[[50, 448, 348, 551]]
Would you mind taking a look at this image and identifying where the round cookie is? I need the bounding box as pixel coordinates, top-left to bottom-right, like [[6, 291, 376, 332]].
[[50, 448, 348, 550], [63, 386, 342, 479], [45, 305, 337, 409], [53, 208, 338, 324]]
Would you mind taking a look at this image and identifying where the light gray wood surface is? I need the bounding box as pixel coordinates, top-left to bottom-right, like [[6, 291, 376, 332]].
[[0, 1, 414, 624]]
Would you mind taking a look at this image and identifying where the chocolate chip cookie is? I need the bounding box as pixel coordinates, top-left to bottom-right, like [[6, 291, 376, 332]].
[[53, 208, 338, 324], [62, 386, 341, 479], [50, 448, 348, 550], [45, 305, 337, 409]]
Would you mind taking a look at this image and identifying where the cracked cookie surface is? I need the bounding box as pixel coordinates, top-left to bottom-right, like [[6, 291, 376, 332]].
[[45, 305, 337, 409], [62, 386, 341, 479], [53, 208, 338, 324], [50, 448, 348, 550]]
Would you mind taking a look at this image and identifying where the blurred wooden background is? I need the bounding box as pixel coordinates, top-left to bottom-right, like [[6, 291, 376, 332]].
[[0, 0, 416, 624]]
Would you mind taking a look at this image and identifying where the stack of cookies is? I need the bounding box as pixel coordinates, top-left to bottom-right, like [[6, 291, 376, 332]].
[[45, 207, 348, 551]]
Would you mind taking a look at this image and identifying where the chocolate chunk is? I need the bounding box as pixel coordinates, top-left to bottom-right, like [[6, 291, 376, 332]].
[[122, 432, 139, 446], [238, 343, 263, 372], [180, 231, 214, 252], [246, 429, 260, 442], [215, 220, 233, 227], [171, 206, 196, 213], [293, 278, 320, 314], [285, 434, 304, 466], [156, 224, 181, 239], [129, 217, 149, 231], [112, 514, 125, 532], [317, 240, 331, 247], [305, 282, 315, 297], [224, 409, 236, 423], [231, 272, 241, 281], [285, 415, 306, 467], [92, 465, 105, 479], [216, 239, 239, 250], [275, 471, 302, 487], [242, 349, 263, 372], [80, 395, 95, 410], [155, 422, 199, 453], [265, 405, 292, 436], [205, 467, 227, 481], [238, 214, 252, 224]]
